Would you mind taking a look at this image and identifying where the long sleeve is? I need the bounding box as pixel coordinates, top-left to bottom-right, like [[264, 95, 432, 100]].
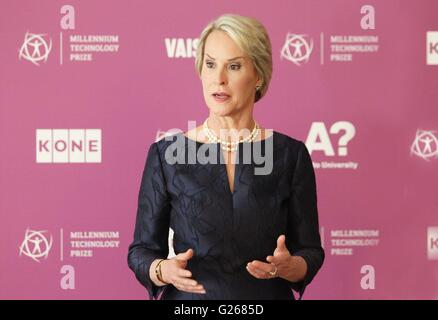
[[127, 142, 171, 300], [286, 141, 325, 300]]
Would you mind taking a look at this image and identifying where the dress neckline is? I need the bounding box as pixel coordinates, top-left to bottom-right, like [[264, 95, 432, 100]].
[[177, 131, 275, 197]]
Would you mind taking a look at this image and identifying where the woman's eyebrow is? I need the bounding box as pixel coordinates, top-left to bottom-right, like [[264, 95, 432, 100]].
[[205, 53, 245, 61]]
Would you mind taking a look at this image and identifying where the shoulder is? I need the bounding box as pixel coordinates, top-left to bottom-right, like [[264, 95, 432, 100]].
[[273, 130, 305, 151], [143, 133, 182, 162], [155, 131, 184, 146], [271, 131, 313, 170]]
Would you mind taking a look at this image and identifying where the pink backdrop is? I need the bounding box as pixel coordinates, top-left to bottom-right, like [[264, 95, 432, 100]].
[[1, 0, 438, 299]]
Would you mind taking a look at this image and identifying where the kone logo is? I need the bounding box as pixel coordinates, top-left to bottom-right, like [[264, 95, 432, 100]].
[[410, 130, 438, 161], [19, 32, 52, 66], [281, 33, 313, 66], [427, 31, 438, 65], [19, 228, 53, 262], [427, 227, 438, 260], [36, 129, 102, 163]]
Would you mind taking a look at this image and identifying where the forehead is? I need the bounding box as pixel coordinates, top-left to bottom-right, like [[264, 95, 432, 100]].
[[204, 30, 246, 59]]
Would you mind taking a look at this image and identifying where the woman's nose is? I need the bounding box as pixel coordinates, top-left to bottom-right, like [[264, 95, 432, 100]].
[[214, 67, 227, 86]]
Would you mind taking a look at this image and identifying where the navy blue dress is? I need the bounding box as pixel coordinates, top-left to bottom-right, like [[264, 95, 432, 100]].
[[127, 131, 324, 300]]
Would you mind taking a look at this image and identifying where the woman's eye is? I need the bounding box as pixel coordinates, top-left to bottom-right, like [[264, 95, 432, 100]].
[[205, 61, 214, 68], [230, 64, 241, 70]]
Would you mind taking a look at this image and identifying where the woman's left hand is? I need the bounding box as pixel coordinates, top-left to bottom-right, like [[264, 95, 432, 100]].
[[246, 234, 307, 282]]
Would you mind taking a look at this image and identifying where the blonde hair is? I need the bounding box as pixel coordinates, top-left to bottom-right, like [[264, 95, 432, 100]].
[[195, 14, 272, 103]]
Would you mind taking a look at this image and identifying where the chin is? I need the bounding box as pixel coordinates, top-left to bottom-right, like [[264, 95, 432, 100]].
[[208, 104, 236, 116]]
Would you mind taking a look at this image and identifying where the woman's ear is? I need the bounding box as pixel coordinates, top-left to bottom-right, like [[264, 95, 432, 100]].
[[255, 73, 262, 87]]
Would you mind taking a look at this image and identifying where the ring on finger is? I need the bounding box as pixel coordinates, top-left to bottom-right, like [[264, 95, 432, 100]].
[[268, 263, 277, 278]]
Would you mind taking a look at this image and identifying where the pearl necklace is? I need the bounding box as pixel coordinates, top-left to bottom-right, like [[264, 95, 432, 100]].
[[202, 118, 260, 152]]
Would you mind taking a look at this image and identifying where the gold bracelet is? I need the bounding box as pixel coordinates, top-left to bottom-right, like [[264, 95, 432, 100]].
[[155, 259, 168, 284]]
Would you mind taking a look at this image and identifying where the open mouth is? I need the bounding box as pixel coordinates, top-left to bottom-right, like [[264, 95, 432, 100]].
[[212, 93, 230, 102]]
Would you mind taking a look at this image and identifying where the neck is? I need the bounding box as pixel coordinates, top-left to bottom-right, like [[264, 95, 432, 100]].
[[204, 112, 258, 145], [207, 114, 255, 138]]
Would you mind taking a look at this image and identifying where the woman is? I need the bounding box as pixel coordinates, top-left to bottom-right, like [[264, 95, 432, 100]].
[[128, 14, 324, 300]]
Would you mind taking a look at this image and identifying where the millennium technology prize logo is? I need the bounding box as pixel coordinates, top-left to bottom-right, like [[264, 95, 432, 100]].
[[19, 32, 52, 66], [281, 33, 313, 66], [19, 228, 53, 262], [410, 130, 438, 161]]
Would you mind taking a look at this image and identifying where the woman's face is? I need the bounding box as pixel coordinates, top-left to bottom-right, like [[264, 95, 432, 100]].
[[200, 30, 260, 117]]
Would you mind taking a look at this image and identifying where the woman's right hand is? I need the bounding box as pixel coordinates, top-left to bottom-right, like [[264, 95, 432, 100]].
[[161, 248, 206, 294]]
